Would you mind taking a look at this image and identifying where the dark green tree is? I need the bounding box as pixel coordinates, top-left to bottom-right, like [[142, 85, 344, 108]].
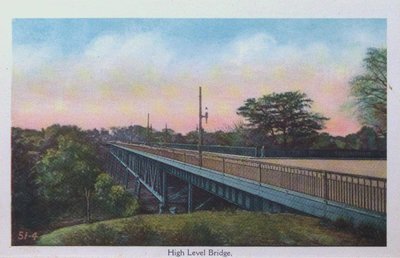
[[94, 173, 139, 217], [12, 128, 45, 232], [185, 130, 199, 144], [311, 132, 336, 150], [350, 48, 387, 136], [161, 127, 175, 144], [237, 91, 329, 149], [36, 135, 101, 222]]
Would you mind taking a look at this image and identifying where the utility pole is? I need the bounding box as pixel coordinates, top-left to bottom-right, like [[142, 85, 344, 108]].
[[146, 113, 150, 145], [150, 124, 152, 145], [164, 123, 168, 144], [198, 86, 208, 167]]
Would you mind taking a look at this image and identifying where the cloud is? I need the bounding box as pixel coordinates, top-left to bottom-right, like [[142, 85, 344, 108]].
[[12, 28, 384, 135], [227, 33, 277, 66], [193, 32, 372, 134]]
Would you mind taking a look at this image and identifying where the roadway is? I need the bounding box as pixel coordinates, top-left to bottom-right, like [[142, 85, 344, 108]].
[[252, 158, 386, 179], [121, 143, 387, 179], [197, 150, 387, 179]]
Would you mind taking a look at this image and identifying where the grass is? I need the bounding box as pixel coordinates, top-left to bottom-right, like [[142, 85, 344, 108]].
[[37, 211, 383, 246]]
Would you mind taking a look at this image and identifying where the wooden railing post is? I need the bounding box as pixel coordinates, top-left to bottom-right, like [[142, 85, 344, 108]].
[[259, 163, 262, 185]]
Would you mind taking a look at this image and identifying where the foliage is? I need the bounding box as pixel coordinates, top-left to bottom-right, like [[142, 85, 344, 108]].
[[35, 133, 101, 222], [184, 130, 199, 144], [11, 124, 136, 244], [37, 211, 384, 246], [179, 221, 223, 246], [12, 124, 111, 245], [41, 124, 86, 151], [94, 173, 139, 217], [160, 127, 175, 143], [12, 128, 47, 231], [350, 48, 387, 136], [332, 217, 354, 231], [311, 132, 337, 150], [237, 91, 329, 149], [94, 173, 114, 202], [85, 223, 120, 245], [110, 125, 147, 143], [331, 217, 386, 245], [355, 223, 386, 245]]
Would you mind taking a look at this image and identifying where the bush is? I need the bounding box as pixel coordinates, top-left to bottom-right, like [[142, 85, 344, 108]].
[[179, 221, 223, 246], [94, 173, 139, 217], [123, 198, 140, 217], [95, 173, 114, 201], [333, 217, 353, 231], [123, 218, 155, 245], [91, 223, 119, 245], [356, 223, 386, 245]]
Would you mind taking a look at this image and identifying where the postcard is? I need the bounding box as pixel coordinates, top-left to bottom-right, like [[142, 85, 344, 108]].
[[1, 1, 399, 257]]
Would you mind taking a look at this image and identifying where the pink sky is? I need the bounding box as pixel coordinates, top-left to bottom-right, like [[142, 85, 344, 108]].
[[12, 24, 384, 136]]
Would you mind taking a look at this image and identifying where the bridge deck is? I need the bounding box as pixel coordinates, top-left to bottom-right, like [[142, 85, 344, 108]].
[[182, 150, 386, 178], [253, 158, 386, 178]]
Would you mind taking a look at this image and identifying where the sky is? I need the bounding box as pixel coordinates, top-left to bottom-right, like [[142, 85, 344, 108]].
[[12, 19, 386, 136]]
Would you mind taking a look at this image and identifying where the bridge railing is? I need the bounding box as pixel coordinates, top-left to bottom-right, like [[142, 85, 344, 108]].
[[156, 143, 258, 157], [113, 143, 386, 214]]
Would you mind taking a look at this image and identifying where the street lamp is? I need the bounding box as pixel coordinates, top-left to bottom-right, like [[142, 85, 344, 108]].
[[198, 86, 208, 167]]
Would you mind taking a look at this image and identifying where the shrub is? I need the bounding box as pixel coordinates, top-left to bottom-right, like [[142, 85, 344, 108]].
[[94, 173, 139, 217], [179, 221, 223, 246], [356, 223, 386, 245], [122, 198, 140, 217], [95, 173, 114, 201], [123, 218, 155, 245], [333, 217, 353, 231], [91, 223, 119, 245]]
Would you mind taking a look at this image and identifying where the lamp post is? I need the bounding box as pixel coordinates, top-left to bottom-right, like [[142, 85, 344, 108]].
[[198, 86, 208, 167]]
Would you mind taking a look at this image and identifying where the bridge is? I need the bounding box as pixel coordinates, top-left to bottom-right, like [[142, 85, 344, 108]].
[[105, 142, 386, 229]]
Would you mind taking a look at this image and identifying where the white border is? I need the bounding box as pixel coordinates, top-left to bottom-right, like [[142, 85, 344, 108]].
[[1, 1, 399, 257]]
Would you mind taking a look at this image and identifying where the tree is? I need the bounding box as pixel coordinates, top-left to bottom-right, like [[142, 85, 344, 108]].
[[173, 133, 186, 144], [237, 91, 329, 149], [12, 128, 46, 231], [36, 135, 101, 222], [344, 126, 381, 151], [161, 127, 175, 144], [94, 173, 139, 217], [185, 130, 199, 144], [41, 124, 84, 151], [350, 48, 387, 136], [311, 132, 336, 150]]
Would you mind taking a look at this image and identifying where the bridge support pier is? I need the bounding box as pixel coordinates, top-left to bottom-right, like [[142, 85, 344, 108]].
[[188, 182, 193, 213], [135, 177, 141, 198], [124, 168, 129, 189], [159, 170, 168, 213]]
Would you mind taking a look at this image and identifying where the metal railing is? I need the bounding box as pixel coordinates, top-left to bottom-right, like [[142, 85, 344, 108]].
[[114, 143, 386, 214], [261, 149, 386, 159], [156, 143, 258, 157]]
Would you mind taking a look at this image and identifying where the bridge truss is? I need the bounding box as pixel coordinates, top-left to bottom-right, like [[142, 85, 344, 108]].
[[106, 143, 386, 229]]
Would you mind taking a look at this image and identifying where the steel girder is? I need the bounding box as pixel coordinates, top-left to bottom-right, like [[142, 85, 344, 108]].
[[108, 145, 271, 213], [109, 147, 166, 204]]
